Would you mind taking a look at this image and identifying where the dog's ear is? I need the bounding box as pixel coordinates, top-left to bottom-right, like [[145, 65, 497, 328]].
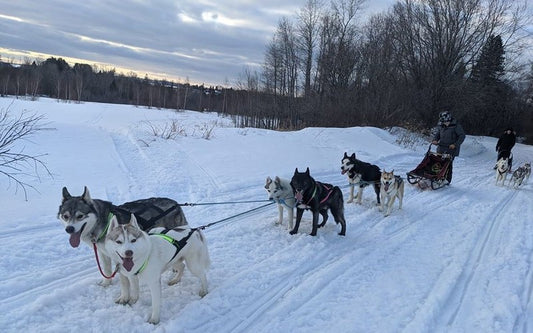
[[108, 215, 119, 235], [305, 167, 310, 175], [350, 153, 355, 159], [294, 168, 299, 175], [274, 176, 282, 187], [62, 187, 71, 202], [82, 186, 92, 203], [265, 177, 272, 186], [391, 169, 394, 174], [128, 213, 140, 229], [344, 152, 348, 158]]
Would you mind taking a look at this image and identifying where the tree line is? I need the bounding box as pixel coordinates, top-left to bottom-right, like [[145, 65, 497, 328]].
[[1, 0, 533, 142], [257, 0, 533, 140]]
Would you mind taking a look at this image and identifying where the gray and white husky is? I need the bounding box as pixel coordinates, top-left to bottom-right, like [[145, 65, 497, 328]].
[[510, 166, 527, 188], [105, 214, 209, 324], [379, 170, 404, 217], [264, 176, 295, 230], [57, 186, 188, 285], [523, 162, 531, 183]]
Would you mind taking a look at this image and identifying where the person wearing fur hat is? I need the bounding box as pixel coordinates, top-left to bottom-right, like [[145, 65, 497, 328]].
[[495, 128, 516, 171], [431, 111, 466, 184]]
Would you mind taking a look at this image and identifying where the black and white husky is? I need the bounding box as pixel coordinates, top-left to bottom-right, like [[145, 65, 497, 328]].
[[264, 176, 295, 230], [495, 157, 509, 186], [105, 214, 209, 324], [340, 152, 381, 205], [379, 170, 404, 217], [290, 168, 346, 236], [57, 186, 188, 285]]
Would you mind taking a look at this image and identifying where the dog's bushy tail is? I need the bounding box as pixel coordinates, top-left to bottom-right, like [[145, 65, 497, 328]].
[[196, 230, 211, 269]]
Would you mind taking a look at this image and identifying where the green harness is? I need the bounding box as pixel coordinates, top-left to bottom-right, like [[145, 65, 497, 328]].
[[135, 228, 196, 275]]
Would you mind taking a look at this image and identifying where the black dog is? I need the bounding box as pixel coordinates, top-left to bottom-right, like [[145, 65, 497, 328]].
[[340, 152, 381, 205], [290, 168, 346, 236]]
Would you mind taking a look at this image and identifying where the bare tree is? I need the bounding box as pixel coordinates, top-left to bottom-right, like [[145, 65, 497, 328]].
[[388, 0, 529, 123], [0, 103, 51, 199], [296, 0, 324, 97]]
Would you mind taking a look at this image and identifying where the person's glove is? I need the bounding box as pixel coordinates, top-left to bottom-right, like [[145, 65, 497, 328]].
[[431, 140, 438, 145], [449, 144, 456, 149]]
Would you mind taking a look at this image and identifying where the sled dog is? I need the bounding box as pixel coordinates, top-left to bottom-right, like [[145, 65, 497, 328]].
[[495, 157, 509, 186], [341, 152, 381, 205], [58, 186, 188, 285], [380, 170, 404, 217], [524, 162, 531, 183], [265, 176, 295, 230], [290, 168, 346, 236], [510, 166, 527, 188], [105, 214, 209, 324]]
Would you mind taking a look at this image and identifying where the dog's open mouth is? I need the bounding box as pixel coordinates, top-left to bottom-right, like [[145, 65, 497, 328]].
[[341, 169, 347, 175], [118, 253, 134, 272], [68, 223, 86, 248], [295, 190, 303, 203]]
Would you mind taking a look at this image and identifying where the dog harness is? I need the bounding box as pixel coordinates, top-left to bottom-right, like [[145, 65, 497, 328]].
[[297, 183, 334, 206], [275, 195, 296, 208], [134, 228, 197, 275]]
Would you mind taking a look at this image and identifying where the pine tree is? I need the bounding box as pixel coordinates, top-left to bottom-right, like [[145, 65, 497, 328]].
[[471, 35, 505, 84]]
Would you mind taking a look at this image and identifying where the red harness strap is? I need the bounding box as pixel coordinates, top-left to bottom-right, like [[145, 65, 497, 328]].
[[319, 184, 334, 204]]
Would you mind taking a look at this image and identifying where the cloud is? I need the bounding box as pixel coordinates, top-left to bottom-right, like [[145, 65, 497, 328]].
[[0, 0, 398, 86]]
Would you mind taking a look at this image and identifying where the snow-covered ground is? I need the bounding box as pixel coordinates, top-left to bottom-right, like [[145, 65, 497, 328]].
[[0, 97, 532, 333]]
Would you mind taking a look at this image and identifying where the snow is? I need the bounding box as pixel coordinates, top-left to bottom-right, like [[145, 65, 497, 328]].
[[1, 97, 532, 333]]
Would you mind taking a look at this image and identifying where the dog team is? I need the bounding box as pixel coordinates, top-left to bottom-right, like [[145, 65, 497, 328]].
[[58, 150, 528, 324]]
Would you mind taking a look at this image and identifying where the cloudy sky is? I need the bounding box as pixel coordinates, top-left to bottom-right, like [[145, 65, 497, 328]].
[[0, 0, 395, 86]]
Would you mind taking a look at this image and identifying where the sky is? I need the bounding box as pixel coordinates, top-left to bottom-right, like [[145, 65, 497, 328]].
[[1, 96, 533, 332], [0, 0, 395, 87]]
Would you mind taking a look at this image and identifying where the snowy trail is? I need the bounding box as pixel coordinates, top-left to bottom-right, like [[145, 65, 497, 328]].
[[1, 98, 533, 333]]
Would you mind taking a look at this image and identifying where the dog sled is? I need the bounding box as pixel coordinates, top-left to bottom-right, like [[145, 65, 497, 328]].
[[406, 144, 453, 190]]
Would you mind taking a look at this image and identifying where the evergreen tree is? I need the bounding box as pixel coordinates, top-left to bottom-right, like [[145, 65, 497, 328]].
[[471, 35, 505, 84]]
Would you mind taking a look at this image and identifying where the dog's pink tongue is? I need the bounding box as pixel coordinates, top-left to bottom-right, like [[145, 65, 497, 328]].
[[122, 257, 134, 272], [384, 183, 390, 191], [295, 191, 303, 202], [69, 231, 81, 248]]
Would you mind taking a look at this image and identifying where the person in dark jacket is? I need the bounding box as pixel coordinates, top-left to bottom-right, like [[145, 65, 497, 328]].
[[495, 128, 516, 171], [431, 111, 466, 184]]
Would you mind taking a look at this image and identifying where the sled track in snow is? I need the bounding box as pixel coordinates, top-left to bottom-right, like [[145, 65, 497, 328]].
[[193, 167, 512, 332], [2, 264, 96, 308], [403, 189, 518, 331], [193, 199, 442, 332]]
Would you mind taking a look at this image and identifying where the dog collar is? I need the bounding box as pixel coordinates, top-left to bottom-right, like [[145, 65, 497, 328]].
[[94, 212, 114, 243], [134, 257, 149, 275], [305, 185, 317, 205]]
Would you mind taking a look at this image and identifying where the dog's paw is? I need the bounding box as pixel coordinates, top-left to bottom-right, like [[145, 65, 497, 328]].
[[346, 198, 353, 203], [98, 279, 112, 287], [148, 316, 160, 325], [289, 230, 297, 235], [168, 276, 181, 286], [115, 296, 130, 305], [128, 296, 138, 305], [199, 289, 208, 298]]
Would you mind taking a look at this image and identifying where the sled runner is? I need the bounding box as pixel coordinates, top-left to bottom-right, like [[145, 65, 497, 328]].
[[406, 144, 453, 190]]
